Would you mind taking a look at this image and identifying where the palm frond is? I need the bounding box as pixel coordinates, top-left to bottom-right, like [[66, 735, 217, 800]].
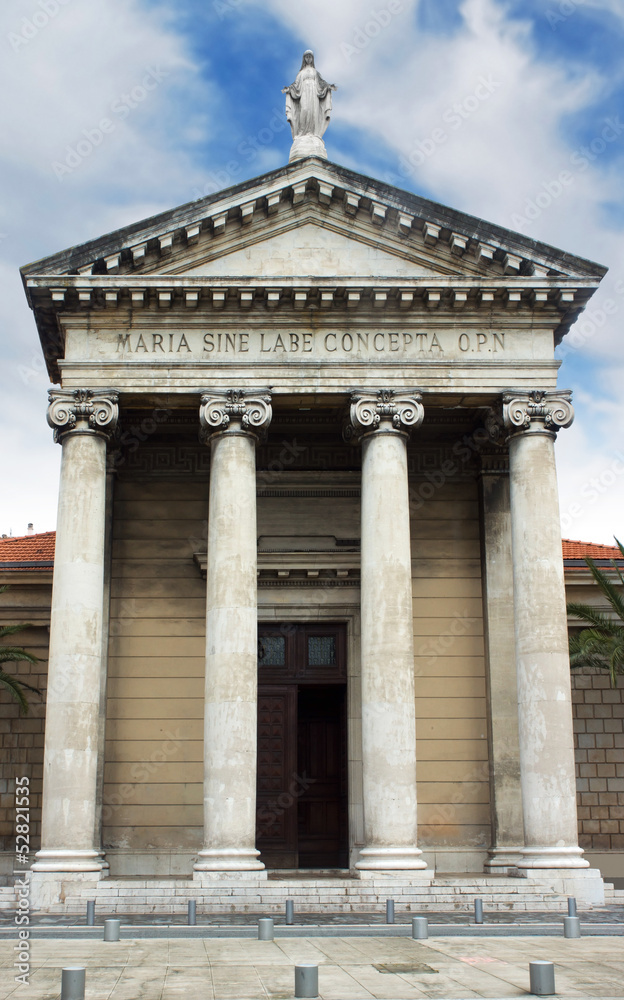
[[0, 648, 39, 665], [0, 622, 36, 639], [583, 555, 624, 622], [0, 673, 30, 714], [567, 603, 620, 632]]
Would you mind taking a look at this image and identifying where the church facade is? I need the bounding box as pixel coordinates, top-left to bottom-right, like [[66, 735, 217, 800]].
[[19, 153, 608, 906]]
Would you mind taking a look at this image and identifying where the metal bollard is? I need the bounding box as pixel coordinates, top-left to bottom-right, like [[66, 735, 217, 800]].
[[188, 900, 196, 925], [474, 898, 483, 924], [567, 896, 577, 917], [285, 898, 294, 925], [258, 917, 274, 941], [295, 962, 319, 999], [61, 966, 86, 1000], [103, 918, 121, 942], [86, 900, 95, 926], [529, 960, 556, 996], [412, 916, 428, 940], [563, 915, 581, 939], [386, 898, 395, 924]]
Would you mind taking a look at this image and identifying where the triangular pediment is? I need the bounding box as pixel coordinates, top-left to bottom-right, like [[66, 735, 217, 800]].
[[21, 157, 606, 283]]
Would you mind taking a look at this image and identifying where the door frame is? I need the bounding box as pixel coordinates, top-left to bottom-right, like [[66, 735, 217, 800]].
[[257, 602, 362, 869]]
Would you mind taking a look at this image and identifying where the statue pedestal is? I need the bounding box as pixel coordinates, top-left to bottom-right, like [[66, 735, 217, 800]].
[[289, 135, 327, 162]]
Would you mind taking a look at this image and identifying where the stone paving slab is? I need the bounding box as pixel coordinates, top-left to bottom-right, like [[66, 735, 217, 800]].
[[2, 935, 624, 1000]]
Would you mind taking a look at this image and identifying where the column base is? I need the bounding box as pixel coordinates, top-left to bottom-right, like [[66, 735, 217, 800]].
[[516, 846, 589, 869], [28, 868, 106, 910], [193, 847, 265, 874], [484, 847, 524, 872], [509, 866, 605, 905], [31, 849, 106, 873], [355, 846, 429, 872]]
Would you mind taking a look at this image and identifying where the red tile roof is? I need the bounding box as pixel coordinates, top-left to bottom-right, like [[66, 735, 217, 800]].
[[0, 531, 55, 570], [563, 539, 623, 561]]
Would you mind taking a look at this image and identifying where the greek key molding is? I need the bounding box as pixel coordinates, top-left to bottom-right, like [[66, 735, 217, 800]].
[[501, 389, 574, 437], [347, 389, 424, 440], [47, 388, 119, 443], [199, 389, 272, 443]]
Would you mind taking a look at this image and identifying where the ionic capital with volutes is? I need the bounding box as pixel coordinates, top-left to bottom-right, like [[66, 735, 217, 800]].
[[501, 389, 574, 439], [199, 389, 272, 444], [47, 388, 119, 443], [347, 389, 424, 440]]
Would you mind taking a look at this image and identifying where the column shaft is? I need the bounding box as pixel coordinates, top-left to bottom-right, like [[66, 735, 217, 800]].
[[350, 390, 427, 872], [479, 463, 524, 869], [504, 390, 587, 868], [194, 391, 271, 873], [33, 390, 118, 873]]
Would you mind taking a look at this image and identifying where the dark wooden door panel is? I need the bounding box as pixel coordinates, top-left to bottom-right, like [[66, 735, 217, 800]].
[[297, 686, 347, 868], [256, 685, 297, 868]]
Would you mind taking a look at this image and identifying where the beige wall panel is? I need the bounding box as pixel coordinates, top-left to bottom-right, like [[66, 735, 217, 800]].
[[104, 826, 202, 849], [414, 636, 484, 657], [257, 498, 359, 537], [416, 699, 486, 720], [411, 558, 481, 578], [107, 698, 203, 720], [107, 677, 203, 699], [112, 539, 203, 560], [412, 597, 484, 618], [411, 578, 482, 598], [104, 805, 203, 826], [106, 719, 203, 741], [107, 658, 204, 678], [410, 539, 480, 559], [112, 559, 201, 579], [115, 520, 208, 541], [109, 620, 205, 639], [117, 480, 208, 501], [419, 825, 489, 848], [103, 782, 202, 806], [109, 637, 205, 656], [105, 740, 202, 762], [104, 762, 204, 783], [417, 719, 488, 740], [414, 677, 486, 699], [110, 598, 206, 619], [414, 619, 483, 638], [111, 578, 205, 599], [413, 656, 486, 678], [411, 501, 479, 521], [417, 782, 490, 805], [418, 760, 490, 782], [411, 520, 480, 540], [416, 739, 488, 761], [418, 803, 491, 826], [114, 500, 208, 519]]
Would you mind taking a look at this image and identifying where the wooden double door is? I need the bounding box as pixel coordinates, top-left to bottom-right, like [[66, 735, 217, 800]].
[[256, 623, 348, 869]]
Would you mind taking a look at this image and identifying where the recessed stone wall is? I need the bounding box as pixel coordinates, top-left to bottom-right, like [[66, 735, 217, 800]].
[[572, 666, 624, 851]]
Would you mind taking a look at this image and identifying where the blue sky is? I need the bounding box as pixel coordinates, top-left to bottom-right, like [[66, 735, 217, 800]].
[[1, 0, 623, 543]]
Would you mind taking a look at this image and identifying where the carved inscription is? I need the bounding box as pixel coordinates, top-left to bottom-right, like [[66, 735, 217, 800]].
[[114, 330, 505, 357]]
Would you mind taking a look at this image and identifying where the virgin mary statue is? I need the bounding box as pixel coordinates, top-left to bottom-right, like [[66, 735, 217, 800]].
[[282, 51, 337, 162]]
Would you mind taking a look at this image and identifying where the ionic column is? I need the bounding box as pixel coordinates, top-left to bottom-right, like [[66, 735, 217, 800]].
[[478, 452, 524, 870], [194, 390, 271, 873], [502, 390, 587, 869], [349, 390, 428, 871], [32, 389, 119, 873]]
